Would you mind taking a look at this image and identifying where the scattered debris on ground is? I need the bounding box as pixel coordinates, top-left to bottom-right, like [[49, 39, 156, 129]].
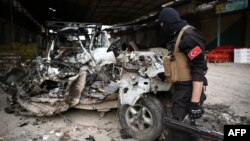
[[1, 63, 250, 140], [198, 104, 250, 132]]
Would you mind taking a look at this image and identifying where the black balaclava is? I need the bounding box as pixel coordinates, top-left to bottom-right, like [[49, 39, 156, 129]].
[[159, 7, 187, 42]]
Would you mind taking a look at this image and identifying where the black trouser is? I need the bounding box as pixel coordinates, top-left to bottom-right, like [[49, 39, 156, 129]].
[[166, 81, 206, 141]]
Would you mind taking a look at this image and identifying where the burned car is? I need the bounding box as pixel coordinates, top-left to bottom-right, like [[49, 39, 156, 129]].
[[1, 25, 172, 141]]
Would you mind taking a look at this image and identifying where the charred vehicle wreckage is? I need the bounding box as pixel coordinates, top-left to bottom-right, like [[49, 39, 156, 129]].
[[0, 23, 223, 141], [0, 23, 172, 140]]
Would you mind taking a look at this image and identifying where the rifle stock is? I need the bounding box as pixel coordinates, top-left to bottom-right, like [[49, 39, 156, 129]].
[[164, 117, 224, 141]]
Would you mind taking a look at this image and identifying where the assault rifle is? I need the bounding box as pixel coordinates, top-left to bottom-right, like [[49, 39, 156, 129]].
[[164, 117, 224, 141]]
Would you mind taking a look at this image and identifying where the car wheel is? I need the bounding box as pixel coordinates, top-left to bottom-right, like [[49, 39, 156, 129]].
[[118, 96, 165, 141]]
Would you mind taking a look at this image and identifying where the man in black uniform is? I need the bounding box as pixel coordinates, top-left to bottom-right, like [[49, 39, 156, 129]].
[[158, 7, 208, 141]]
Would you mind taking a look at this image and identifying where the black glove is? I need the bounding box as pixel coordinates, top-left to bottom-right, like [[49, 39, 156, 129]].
[[188, 102, 204, 119], [157, 72, 166, 81]]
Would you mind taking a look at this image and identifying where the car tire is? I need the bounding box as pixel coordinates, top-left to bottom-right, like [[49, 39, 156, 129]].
[[118, 96, 165, 141]]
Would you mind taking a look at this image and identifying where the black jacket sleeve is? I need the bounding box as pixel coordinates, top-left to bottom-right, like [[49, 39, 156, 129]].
[[178, 27, 208, 82]]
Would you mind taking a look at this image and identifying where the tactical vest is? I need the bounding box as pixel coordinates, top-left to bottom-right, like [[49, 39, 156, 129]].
[[163, 25, 192, 82]]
